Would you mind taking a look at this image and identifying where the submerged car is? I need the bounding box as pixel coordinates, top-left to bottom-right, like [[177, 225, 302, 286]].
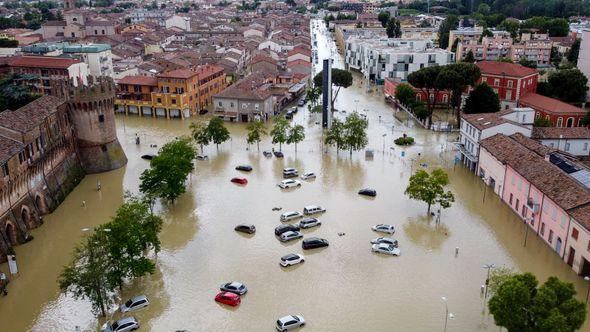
[[297, 99, 305, 107], [236, 165, 253, 172], [141, 154, 155, 160], [370, 237, 398, 247], [280, 253, 305, 267], [278, 179, 302, 189], [220, 281, 248, 295], [302, 237, 329, 249], [299, 218, 321, 229], [231, 177, 248, 185], [119, 295, 149, 313], [303, 205, 326, 215], [358, 188, 377, 197], [275, 224, 301, 236], [263, 151, 273, 157], [372, 243, 401, 256], [283, 168, 298, 178], [103, 317, 140, 332], [300, 172, 316, 180], [196, 155, 209, 160], [280, 211, 303, 222], [215, 291, 241, 306], [280, 230, 303, 242], [274, 151, 284, 158], [276, 315, 306, 332], [372, 224, 395, 234], [235, 224, 256, 234]]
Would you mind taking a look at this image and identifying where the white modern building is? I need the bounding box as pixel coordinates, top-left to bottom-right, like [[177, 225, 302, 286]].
[[532, 127, 590, 156], [344, 37, 454, 81], [63, 44, 114, 78]]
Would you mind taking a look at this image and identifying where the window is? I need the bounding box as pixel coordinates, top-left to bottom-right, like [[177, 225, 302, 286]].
[[521, 205, 526, 217], [482, 77, 487, 83], [541, 223, 545, 236], [171, 99, 176, 104], [101, 29, 105, 35], [506, 91, 512, 100], [511, 175, 515, 185], [494, 79, 500, 86], [572, 228, 579, 241], [560, 215, 567, 229], [549, 230, 553, 243], [157, 98, 161, 103], [516, 199, 519, 211], [98, 114, 104, 122], [507, 80, 513, 88], [509, 193, 513, 205], [518, 179, 522, 191], [584, 143, 588, 151], [551, 207, 557, 220], [230, 102, 234, 107], [94, 30, 98, 35], [557, 117, 563, 127], [587, 240, 590, 251]]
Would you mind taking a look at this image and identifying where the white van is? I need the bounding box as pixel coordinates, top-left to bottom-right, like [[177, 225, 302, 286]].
[[303, 205, 326, 215], [280, 211, 303, 222]]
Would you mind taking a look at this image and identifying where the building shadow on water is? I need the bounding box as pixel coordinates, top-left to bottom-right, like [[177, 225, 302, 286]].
[[157, 190, 199, 253], [403, 215, 451, 251]]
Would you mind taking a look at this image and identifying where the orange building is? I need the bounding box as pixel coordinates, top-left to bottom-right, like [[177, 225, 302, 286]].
[[115, 65, 226, 119]]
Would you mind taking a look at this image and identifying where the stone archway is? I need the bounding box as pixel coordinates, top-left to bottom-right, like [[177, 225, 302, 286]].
[[21, 206, 34, 229], [5, 222, 17, 246], [35, 194, 48, 215]]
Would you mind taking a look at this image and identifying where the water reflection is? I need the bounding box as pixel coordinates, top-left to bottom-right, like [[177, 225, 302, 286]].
[[403, 215, 451, 251]]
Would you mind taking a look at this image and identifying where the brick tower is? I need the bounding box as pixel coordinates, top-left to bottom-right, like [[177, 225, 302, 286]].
[[53, 77, 127, 173]]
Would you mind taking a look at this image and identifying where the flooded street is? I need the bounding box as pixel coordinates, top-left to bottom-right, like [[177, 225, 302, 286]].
[[1, 20, 590, 332]]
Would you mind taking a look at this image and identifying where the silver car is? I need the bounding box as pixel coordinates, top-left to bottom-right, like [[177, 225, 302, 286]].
[[103, 317, 140, 332], [220, 281, 248, 295], [299, 218, 321, 229], [119, 295, 149, 313], [278, 179, 302, 189], [371, 224, 395, 234], [280, 211, 303, 222], [280, 231, 303, 242], [370, 237, 398, 247], [276, 315, 306, 331], [371, 243, 401, 256], [280, 253, 305, 267], [300, 172, 316, 180]]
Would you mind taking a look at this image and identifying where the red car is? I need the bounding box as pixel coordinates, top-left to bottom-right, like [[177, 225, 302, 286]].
[[215, 291, 241, 306], [231, 177, 248, 185]]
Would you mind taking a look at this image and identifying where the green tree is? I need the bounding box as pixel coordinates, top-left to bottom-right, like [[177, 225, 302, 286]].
[[0, 73, 40, 112], [306, 86, 321, 107], [547, 18, 569, 37], [477, 3, 490, 15], [270, 117, 289, 151], [534, 117, 552, 127], [378, 11, 390, 27], [441, 63, 481, 125], [386, 17, 401, 38], [404, 168, 454, 213], [450, 37, 460, 53], [438, 14, 459, 49], [101, 195, 162, 290], [139, 138, 196, 203], [487, 266, 516, 296], [489, 273, 586, 332], [325, 118, 345, 154], [407, 66, 449, 127], [246, 119, 267, 151], [395, 83, 416, 106], [314, 68, 353, 110], [343, 112, 368, 156], [463, 83, 501, 114], [463, 49, 476, 63], [567, 39, 581, 65], [499, 18, 520, 39], [59, 231, 113, 317], [547, 68, 589, 102], [519, 57, 538, 68], [189, 121, 210, 153], [536, 81, 554, 97], [207, 117, 230, 150], [287, 124, 305, 152]]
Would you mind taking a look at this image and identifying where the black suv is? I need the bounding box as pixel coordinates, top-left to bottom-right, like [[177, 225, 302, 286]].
[[275, 224, 300, 236]]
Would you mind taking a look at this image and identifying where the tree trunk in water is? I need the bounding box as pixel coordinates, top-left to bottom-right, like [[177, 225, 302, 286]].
[[216, 144, 219, 151], [295, 143, 297, 153], [200, 145, 203, 154], [279, 143, 282, 151], [257, 141, 260, 151], [427, 203, 431, 214]]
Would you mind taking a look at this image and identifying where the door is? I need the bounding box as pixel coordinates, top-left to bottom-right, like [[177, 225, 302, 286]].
[[567, 247, 575, 267], [241, 114, 248, 122], [581, 257, 590, 277], [556, 237, 562, 254], [489, 178, 496, 193]]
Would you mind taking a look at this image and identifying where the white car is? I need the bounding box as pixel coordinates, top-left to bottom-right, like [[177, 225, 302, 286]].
[[280, 211, 303, 222], [278, 179, 302, 189], [300, 172, 316, 180], [299, 218, 321, 229], [119, 295, 149, 313], [280, 231, 304, 242], [303, 205, 326, 215], [370, 237, 398, 247], [372, 243, 401, 256], [372, 224, 395, 234], [280, 253, 305, 267], [276, 315, 306, 331], [103, 317, 140, 332]]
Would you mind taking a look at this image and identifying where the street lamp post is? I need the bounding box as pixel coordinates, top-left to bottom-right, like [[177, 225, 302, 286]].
[[584, 276, 590, 304], [382, 133, 387, 155], [482, 263, 496, 300], [441, 296, 454, 332]]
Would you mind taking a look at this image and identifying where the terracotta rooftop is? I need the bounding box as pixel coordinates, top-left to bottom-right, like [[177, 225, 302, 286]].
[[519, 93, 586, 115], [157, 69, 198, 79], [476, 60, 538, 77], [480, 133, 590, 212], [0, 135, 24, 164], [0, 95, 64, 133], [215, 73, 272, 101], [195, 64, 224, 80], [118, 76, 158, 86], [532, 127, 590, 140], [9, 56, 80, 69]]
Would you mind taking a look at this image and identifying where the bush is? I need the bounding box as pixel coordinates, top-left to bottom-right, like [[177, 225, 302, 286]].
[[394, 136, 415, 145]]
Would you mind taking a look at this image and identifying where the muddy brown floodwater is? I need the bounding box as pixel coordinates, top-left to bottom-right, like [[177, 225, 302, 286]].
[[1, 19, 589, 332]]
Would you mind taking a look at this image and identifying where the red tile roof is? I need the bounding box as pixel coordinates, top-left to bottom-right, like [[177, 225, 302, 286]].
[[0, 135, 24, 164], [157, 69, 198, 79], [118, 76, 158, 86], [476, 60, 538, 78], [532, 127, 590, 140], [9, 56, 80, 69], [519, 93, 586, 115], [0, 95, 64, 133]]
